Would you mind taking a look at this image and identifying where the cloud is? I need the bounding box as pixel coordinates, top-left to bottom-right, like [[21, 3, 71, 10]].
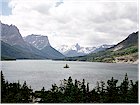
[[1, 0, 138, 47]]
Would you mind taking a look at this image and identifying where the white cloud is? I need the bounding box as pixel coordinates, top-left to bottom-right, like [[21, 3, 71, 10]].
[[1, 0, 138, 47]]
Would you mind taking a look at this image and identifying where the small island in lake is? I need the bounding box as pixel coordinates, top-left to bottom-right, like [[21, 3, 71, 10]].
[[64, 64, 69, 68]]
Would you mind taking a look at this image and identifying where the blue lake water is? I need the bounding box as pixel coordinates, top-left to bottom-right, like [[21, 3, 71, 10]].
[[1, 60, 138, 91]]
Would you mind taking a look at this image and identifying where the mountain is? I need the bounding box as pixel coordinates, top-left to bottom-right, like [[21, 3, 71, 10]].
[[24, 34, 65, 59], [110, 31, 138, 51], [1, 22, 46, 59], [23, 34, 50, 50], [0, 23, 44, 59], [55, 43, 113, 57], [1, 23, 25, 46], [55, 43, 96, 57], [93, 44, 114, 53], [40, 46, 65, 59], [1, 41, 43, 60], [1, 22, 64, 59], [65, 31, 138, 64]]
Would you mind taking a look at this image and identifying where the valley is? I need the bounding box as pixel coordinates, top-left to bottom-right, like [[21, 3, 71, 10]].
[[1, 0, 138, 103], [1, 22, 138, 64]]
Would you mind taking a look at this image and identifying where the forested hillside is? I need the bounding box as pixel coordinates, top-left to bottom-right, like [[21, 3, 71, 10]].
[[65, 32, 138, 64]]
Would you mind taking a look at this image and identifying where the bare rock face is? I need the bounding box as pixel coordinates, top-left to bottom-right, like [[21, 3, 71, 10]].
[[1, 22, 65, 59], [1, 23, 25, 46], [1, 22, 45, 56], [24, 34, 65, 59], [24, 34, 50, 50]]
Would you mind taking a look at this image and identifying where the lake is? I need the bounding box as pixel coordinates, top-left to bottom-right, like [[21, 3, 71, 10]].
[[1, 60, 138, 91]]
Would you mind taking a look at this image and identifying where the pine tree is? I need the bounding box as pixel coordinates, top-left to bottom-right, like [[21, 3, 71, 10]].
[[120, 73, 129, 94], [106, 77, 118, 102], [1, 71, 6, 103]]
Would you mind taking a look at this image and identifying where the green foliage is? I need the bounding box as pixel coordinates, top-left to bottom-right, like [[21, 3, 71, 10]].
[[64, 45, 138, 63], [1, 71, 138, 103], [1, 71, 33, 103], [38, 74, 138, 103]]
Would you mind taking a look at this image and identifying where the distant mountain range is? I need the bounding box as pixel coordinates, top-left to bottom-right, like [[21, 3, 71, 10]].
[[55, 43, 113, 57], [1, 23, 64, 60], [1, 22, 138, 63], [65, 31, 138, 64], [1, 22, 113, 60]]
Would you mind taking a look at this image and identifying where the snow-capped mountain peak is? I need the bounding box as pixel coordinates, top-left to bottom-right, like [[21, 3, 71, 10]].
[[55, 43, 113, 57], [55, 45, 70, 53], [70, 43, 79, 51], [55, 43, 96, 57], [75, 43, 80, 50]]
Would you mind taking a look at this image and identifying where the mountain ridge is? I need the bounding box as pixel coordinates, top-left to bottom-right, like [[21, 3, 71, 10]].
[[55, 43, 113, 57], [1, 22, 138, 62], [1, 41, 44, 60], [64, 31, 138, 64], [23, 34, 51, 50], [24, 34, 65, 59], [1, 22, 65, 60]]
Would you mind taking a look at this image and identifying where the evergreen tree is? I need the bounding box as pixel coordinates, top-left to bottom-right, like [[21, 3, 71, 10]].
[[119, 73, 129, 102], [1, 71, 6, 103], [106, 77, 118, 102], [1, 72, 138, 103], [21, 81, 32, 103], [100, 80, 106, 102], [87, 82, 89, 93]]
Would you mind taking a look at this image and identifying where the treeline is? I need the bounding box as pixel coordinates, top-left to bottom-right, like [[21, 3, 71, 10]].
[[1, 71, 33, 103], [1, 71, 138, 103]]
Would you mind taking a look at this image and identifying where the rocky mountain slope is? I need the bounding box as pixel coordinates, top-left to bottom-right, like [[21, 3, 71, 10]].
[[24, 34, 65, 59], [1, 23, 45, 59], [1, 23, 64, 60], [65, 31, 138, 64], [24, 34, 50, 50], [110, 31, 138, 51], [1, 41, 43, 60]]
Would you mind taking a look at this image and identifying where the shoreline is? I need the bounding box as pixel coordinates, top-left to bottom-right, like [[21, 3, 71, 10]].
[[1, 59, 138, 65]]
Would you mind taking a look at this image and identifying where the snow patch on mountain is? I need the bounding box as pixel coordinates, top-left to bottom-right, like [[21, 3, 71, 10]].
[[55, 43, 96, 57], [24, 34, 50, 50], [55, 43, 113, 57]]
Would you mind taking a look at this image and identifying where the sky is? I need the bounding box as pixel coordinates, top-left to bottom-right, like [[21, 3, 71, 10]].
[[1, 0, 139, 47]]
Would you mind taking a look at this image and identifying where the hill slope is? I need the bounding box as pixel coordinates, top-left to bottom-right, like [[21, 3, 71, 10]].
[[40, 46, 65, 59], [1, 41, 43, 60], [111, 31, 138, 51], [65, 31, 138, 64]]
